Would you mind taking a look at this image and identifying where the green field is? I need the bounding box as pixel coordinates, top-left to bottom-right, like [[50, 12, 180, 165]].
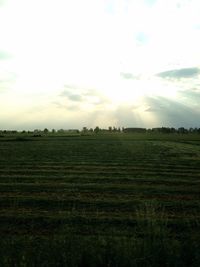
[[0, 133, 200, 266]]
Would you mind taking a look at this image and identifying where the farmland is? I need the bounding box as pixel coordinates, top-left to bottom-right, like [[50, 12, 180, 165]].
[[0, 132, 200, 266]]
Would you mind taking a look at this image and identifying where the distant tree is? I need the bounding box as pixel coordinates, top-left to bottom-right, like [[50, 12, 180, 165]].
[[94, 126, 100, 133], [161, 127, 171, 133], [178, 127, 187, 134], [123, 128, 146, 133], [170, 127, 176, 133], [82, 127, 88, 133], [43, 128, 49, 134], [57, 129, 64, 133], [108, 126, 112, 132]]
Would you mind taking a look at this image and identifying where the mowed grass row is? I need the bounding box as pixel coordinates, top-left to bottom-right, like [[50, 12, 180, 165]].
[[0, 134, 200, 238], [0, 134, 200, 266]]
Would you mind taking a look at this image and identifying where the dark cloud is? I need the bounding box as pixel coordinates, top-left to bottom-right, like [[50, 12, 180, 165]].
[[144, 97, 166, 112], [60, 86, 110, 106], [157, 67, 200, 79], [143, 95, 200, 127], [67, 94, 82, 101], [120, 72, 140, 80], [61, 85, 83, 102], [180, 88, 200, 99], [60, 90, 83, 102], [62, 84, 95, 102], [145, 106, 161, 112]]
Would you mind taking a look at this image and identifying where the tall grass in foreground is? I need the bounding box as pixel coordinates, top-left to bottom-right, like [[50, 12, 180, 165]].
[[0, 203, 199, 267]]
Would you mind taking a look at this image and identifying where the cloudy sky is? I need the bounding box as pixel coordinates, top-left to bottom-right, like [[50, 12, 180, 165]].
[[0, 0, 200, 130]]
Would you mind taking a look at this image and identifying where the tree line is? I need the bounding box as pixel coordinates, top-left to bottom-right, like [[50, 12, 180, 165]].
[[1, 126, 200, 135]]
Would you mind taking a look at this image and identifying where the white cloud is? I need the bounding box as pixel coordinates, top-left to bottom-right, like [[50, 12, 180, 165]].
[[0, 0, 200, 129]]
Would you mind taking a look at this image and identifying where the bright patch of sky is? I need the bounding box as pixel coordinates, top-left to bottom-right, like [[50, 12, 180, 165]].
[[0, 0, 200, 129]]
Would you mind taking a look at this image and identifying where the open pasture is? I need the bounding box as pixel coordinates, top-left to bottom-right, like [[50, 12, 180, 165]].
[[0, 133, 200, 266]]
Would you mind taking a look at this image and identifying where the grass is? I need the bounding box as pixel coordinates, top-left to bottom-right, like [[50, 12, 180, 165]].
[[0, 133, 200, 266]]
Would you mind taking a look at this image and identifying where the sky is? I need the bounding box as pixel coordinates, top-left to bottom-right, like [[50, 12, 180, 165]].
[[0, 0, 200, 130]]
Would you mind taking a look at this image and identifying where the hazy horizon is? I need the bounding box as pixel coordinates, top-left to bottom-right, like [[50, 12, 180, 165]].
[[0, 0, 200, 130]]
